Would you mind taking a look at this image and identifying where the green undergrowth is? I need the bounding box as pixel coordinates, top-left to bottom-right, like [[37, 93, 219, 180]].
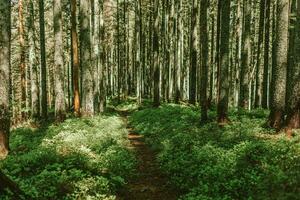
[[0, 114, 136, 200], [130, 104, 300, 200]]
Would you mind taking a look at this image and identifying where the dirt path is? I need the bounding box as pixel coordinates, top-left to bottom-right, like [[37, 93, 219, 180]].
[[117, 113, 179, 200]]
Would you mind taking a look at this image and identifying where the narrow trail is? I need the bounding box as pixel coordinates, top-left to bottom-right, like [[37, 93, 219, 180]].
[[117, 111, 179, 200]]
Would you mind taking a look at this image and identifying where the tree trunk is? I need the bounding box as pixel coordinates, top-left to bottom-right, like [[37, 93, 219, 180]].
[[54, 0, 66, 121], [262, 0, 271, 108], [18, 0, 27, 121], [268, 0, 289, 130], [0, 0, 11, 159], [254, 0, 266, 108], [80, 0, 94, 116], [239, 0, 252, 109], [28, 0, 40, 119], [217, 0, 231, 124], [285, 0, 300, 134], [200, 0, 209, 122], [153, 0, 160, 107], [71, 0, 80, 116], [189, 0, 198, 105], [39, 0, 47, 119]]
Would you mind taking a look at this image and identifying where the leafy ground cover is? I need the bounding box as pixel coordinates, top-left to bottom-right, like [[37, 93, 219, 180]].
[[130, 104, 300, 200], [0, 114, 136, 200]]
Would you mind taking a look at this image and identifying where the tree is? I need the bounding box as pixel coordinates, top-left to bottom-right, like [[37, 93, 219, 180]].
[[189, 0, 198, 105], [254, 0, 266, 108], [18, 0, 27, 120], [39, 0, 47, 119], [285, 0, 300, 133], [54, 0, 66, 121], [153, 0, 160, 107], [217, 0, 231, 124], [200, 0, 209, 122], [239, 0, 252, 109], [262, 0, 271, 108], [0, 0, 11, 159], [268, 0, 289, 130], [80, 0, 94, 116], [28, 0, 40, 119], [71, 0, 80, 116]]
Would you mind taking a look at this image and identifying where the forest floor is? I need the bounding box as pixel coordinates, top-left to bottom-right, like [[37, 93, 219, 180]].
[[117, 111, 179, 200]]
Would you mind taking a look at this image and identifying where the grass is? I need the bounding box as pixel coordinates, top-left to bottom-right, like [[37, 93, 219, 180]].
[[129, 103, 300, 200], [0, 114, 136, 200]]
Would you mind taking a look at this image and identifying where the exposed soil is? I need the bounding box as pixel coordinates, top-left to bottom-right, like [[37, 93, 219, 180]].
[[117, 112, 179, 200]]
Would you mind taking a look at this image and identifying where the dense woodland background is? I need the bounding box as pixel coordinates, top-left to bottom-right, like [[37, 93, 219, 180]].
[[0, 0, 299, 199]]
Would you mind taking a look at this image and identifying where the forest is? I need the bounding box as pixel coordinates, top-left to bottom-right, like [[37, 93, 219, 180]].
[[0, 0, 299, 199]]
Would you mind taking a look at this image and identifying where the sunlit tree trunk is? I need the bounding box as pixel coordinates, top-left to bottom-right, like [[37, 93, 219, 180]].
[[80, 0, 94, 116], [71, 0, 80, 116], [28, 0, 40, 119], [54, 0, 66, 121]]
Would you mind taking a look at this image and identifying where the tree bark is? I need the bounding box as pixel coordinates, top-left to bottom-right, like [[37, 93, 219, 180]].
[[217, 0, 231, 124], [54, 0, 66, 121], [0, 0, 11, 159], [153, 0, 160, 107], [262, 0, 271, 108], [80, 0, 94, 116], [189, 0, 198, 105], [285, 0, 300, 133], [239, 0, 252, 109], [18, 0, 27, 120], [268, 0, 289, 130], [39, 0, 47, 119], [71, 0, 81, 116], [200, 0, 209, 122], [28, 0, 40, 119]]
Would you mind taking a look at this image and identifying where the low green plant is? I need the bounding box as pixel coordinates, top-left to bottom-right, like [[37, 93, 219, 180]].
[[0, 115, 136, 200], [130, 104, 300, 200]]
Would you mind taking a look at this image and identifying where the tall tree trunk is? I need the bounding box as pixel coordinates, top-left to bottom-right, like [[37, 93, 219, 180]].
[[54, 0, 66, 121], [285, 0, 300, 133], [239, 0, 252, 109], [254, 0, 266, 108], [18, 0, 27, 120], [153, 0, 160, 107], [200, 0, 209, 122], [189, 0, 198, 105], [71, 0, 80, 116], [39, 0, 47, 119], [268, 0, 289, 130], [28, 0, 40, 119], [262, 0, 271, 108], [217, 0, 231, 124], [0, 0, 11, 159], [80, 0, 94, 116]]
